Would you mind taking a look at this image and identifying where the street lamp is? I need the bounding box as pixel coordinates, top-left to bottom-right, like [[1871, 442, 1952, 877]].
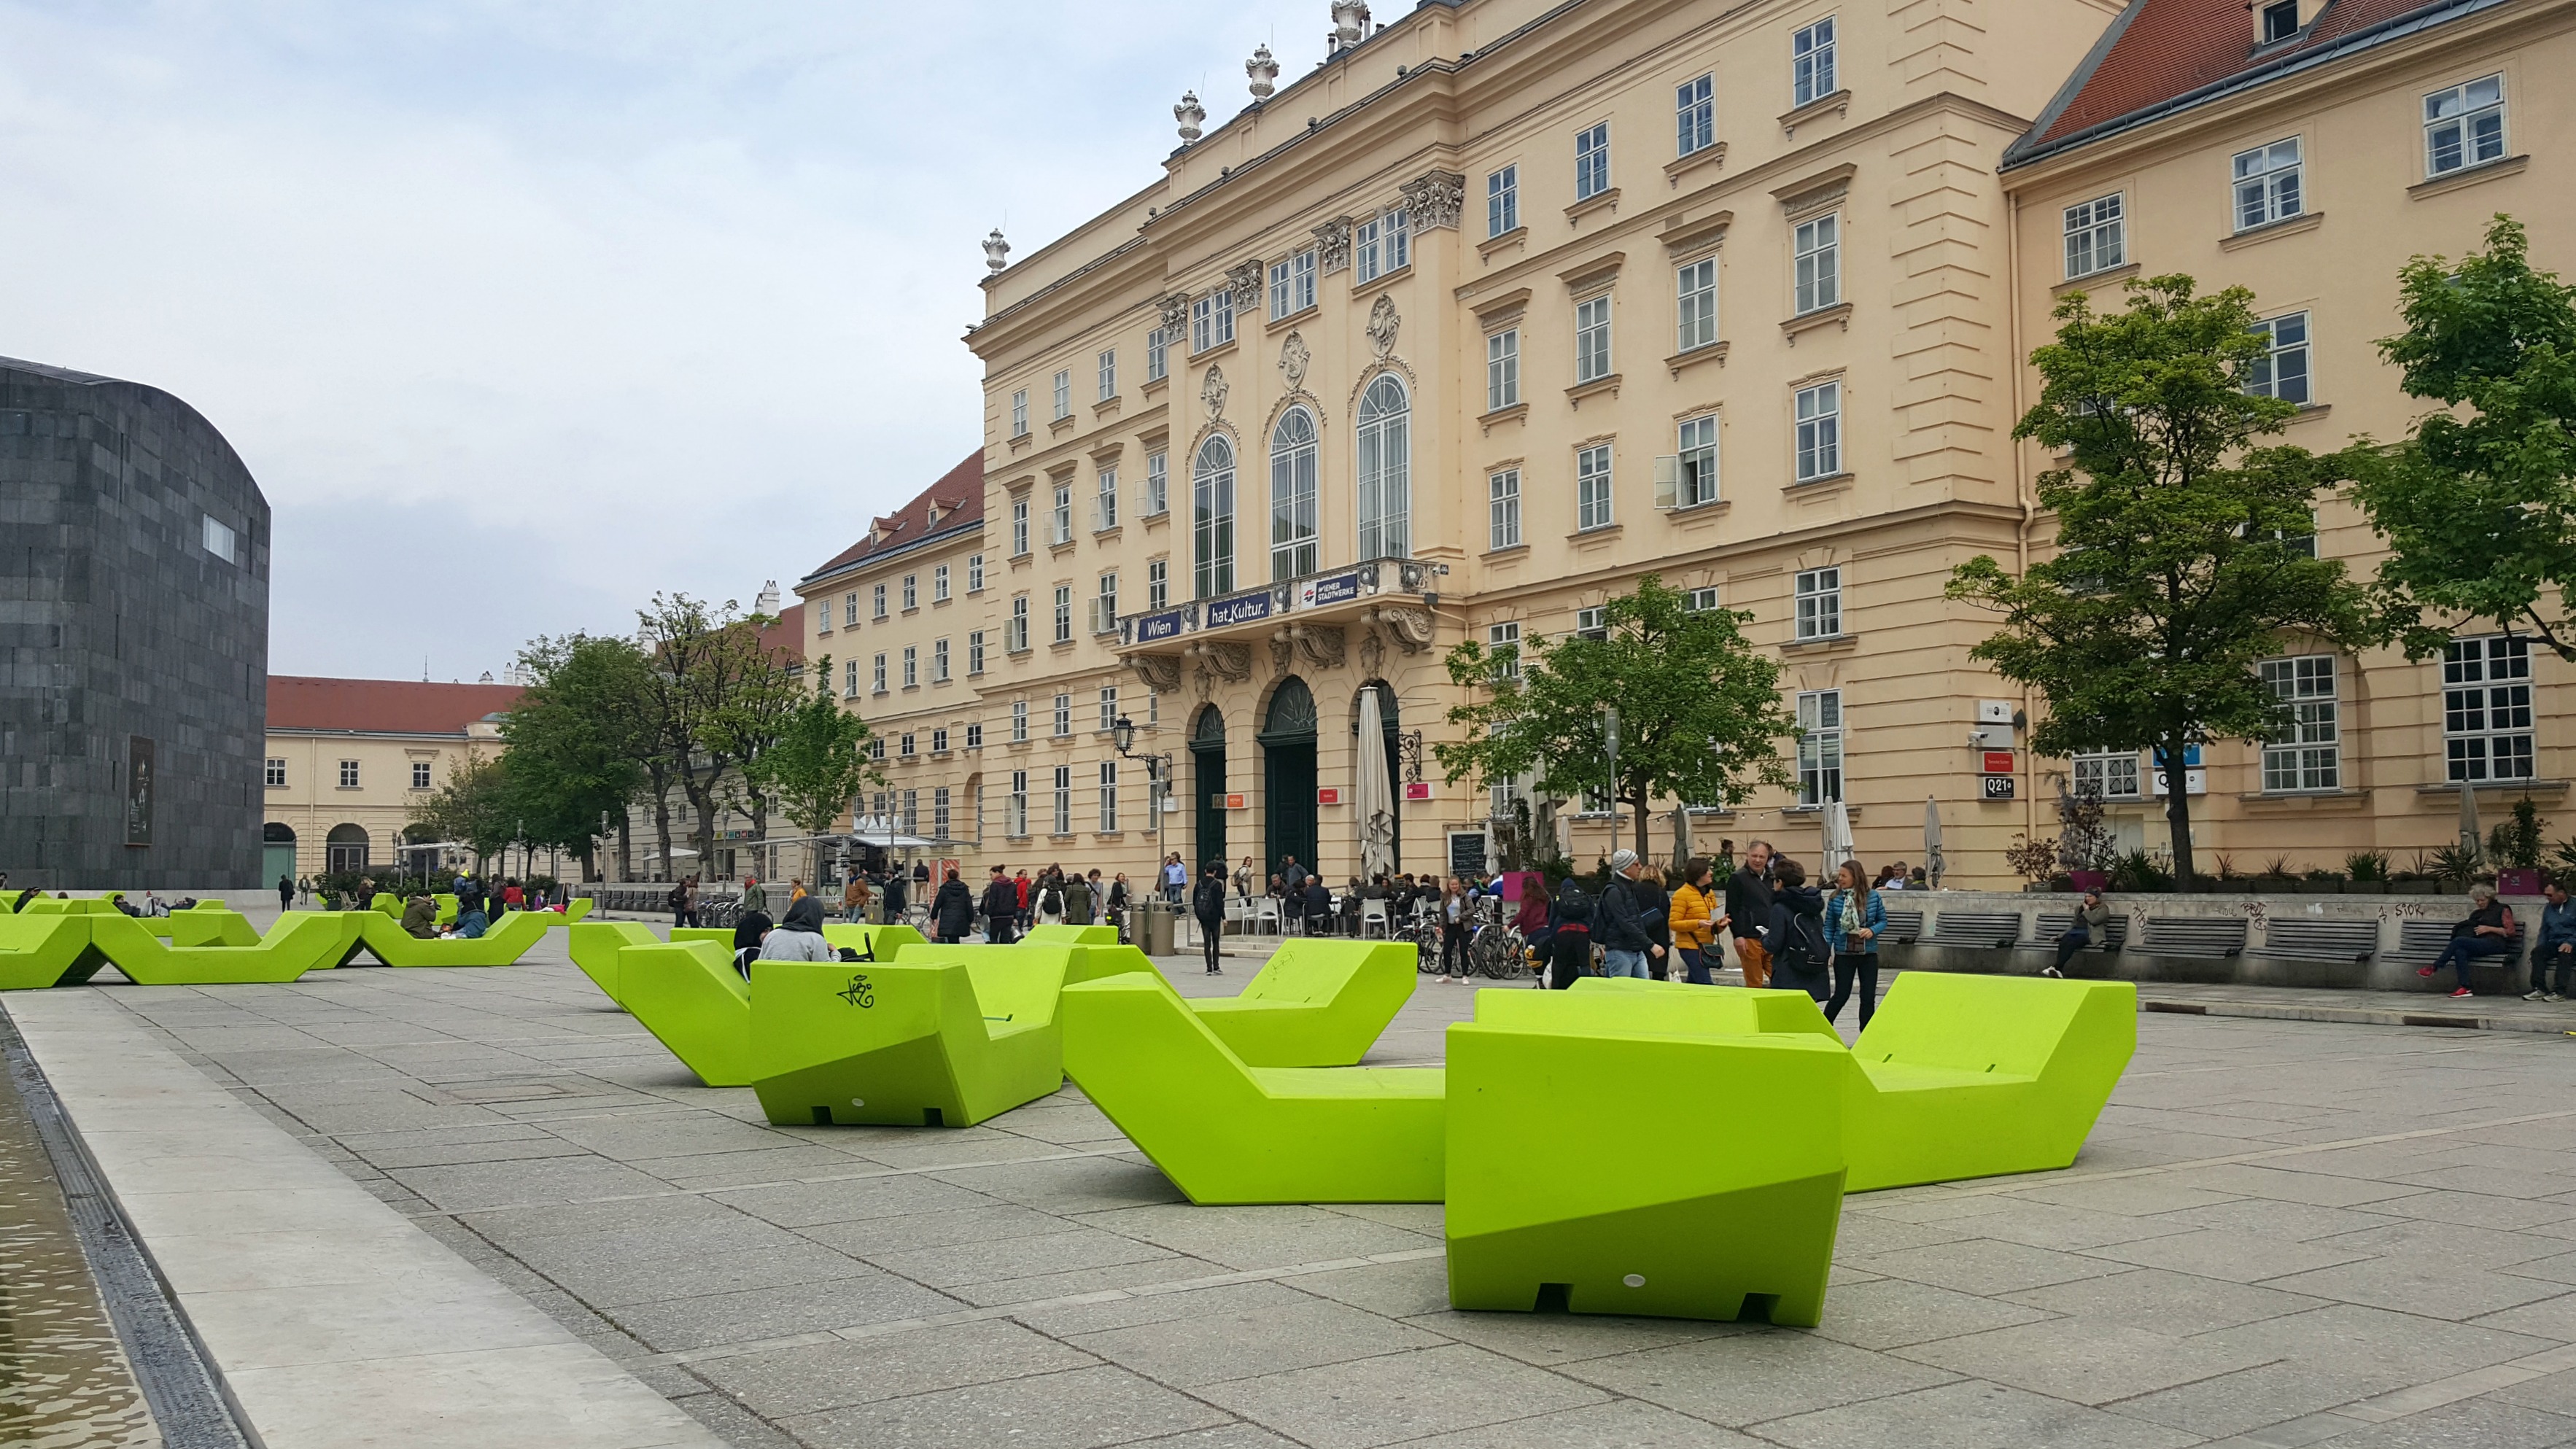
[[1603, 705, 1621, 842], [1110, 716, 1171, 835]]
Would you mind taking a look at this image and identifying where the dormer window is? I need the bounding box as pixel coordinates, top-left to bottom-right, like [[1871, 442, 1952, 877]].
[[2259, 0, 2299, 44]]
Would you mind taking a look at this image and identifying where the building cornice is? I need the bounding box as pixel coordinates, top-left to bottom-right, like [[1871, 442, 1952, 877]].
[[795, 518, 989, 594]]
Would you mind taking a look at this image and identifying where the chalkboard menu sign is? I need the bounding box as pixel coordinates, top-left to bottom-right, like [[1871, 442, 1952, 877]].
[[1447, 830, 1489, 883]]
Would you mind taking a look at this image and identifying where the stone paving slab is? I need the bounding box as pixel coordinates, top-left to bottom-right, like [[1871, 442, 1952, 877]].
[[27, 928, 2576, 1445]]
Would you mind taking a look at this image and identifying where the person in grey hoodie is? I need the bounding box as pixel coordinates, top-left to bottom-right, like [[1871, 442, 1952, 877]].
[[758, 895, 839, 963]]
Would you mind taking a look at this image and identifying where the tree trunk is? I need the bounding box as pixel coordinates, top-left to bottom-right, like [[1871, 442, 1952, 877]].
[[1629, 790, 1652, 861], [652, 790, 674, 881], [2161, 737, 2197, 893], [616, 815, 632, 882]]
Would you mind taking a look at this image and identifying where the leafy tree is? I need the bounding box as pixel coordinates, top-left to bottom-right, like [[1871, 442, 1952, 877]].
[[2356, 216, 2576, 660], [409, 750, 513, 871], [750, 656, 885, 882], [1433, 575, 1794, 859], [497, 632, 655, 881], [636, 594, 796, 877], [1949, 275, 2374, 889]]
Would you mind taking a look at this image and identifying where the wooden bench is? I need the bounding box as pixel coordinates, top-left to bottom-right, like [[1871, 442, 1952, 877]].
[[2139, 917, 2247, 959], [2389, 918, 2526, 969], [1879, 909, 1924, 946], [1927, 912, 2022, 950], [2251, 920, 2380, 964], [2021, 912, 2128, 955]]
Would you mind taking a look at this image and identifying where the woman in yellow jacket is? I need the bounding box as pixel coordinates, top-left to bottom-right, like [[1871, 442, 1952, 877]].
[[1669, 858, 1729, 985]]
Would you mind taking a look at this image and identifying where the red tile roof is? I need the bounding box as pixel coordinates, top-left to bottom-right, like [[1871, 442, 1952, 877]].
[[2013, 0, 2480, 160], [801, 451, 985, 585], [761, 602, 804, 661], [268, 677, 523, 735]]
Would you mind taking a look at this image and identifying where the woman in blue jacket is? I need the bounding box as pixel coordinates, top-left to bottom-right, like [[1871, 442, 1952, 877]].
[[1823, 858, 1886, 1027]]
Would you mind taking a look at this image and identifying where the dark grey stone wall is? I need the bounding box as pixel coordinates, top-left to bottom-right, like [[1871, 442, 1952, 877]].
[[0, 357, 268, 890]]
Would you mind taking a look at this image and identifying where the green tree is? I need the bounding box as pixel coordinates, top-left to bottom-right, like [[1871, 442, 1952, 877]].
[[2355, 215, 2576, 660], [636, 594, 797, 877], [1433, 575, 1794, 860], [1949, 275, 2374, 889], [409, 750, 513, 871], [497, 632, 656, 881], [750, 656, 885, 883]]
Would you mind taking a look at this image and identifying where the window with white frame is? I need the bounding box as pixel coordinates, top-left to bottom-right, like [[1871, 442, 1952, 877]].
[[411, 761, 432, 789], [1147, 690, 1159, 726], [1356, 207, 1411, 282], [872, 653, 888, 693], [1677, 413, 1719, 506], [2259, 655, 2340, 791], [1052, 584, 1072, 644], [1270, 249, 1316, 318], [933, 563, 950, 601], [1147, 558, 1168, 610], [968, 630, 986, 675], [1685, 586, 1720, 613], [966, 722, 984, 750], [1053, 692, 1072, 737], [1575, 295, 1613, 384], [1793, 214, 1839, 314], [1193, 435, 1236, 598], [902, 573, 917, 610], [1271, 406, 1320, 580], [1795, 380, 1842, 481], [2232, 138, 2303, 232], [843, 659, 859, 697], [1577, 444, 1615, 531], [1794, 567, 1842, 640], [2246, 313, 2311, 405], [1488, 164, 1518, 236], [1793, 18, 1836, 106], [967, 553, 985, 591], [2261, 0, 2300, 42], [1489, 621, 1522, 680], [1677, 257, 1718, 352], [1008, 596, 1030, 652], [2062, 194, 2125, 279], [868, 741, 884, 764], [902, 788, 917, 827], [1144, 450, 1168, 516], [1010, 389, 1028, 436], [843, 592, 858, 627], [1052, 369, 1071, 421], [1796, 689, 1843, 804], [1147, 328, 1168, 381], [338, 758, 362, 788], [1011, 497, 1029, 556], [1574, 122, 1610, 201], [2444, 635, 2534, 781], [899, 733, 916, 759], [1051, 483, 1072, 545], [1576, 607, 1610, 640], [1486, 329, 1520, 411], [1008, 770, 1029, 836], [1052, 766, 1073, 836], [1011, 699, 1029, 742], [1096, 466, 1119, 532], [934, 786, 951, 836], [1677, 74, 1715, 156], [265, 757, 287, 787], [2425, 75, 2505, 178], [1191, 290, 1235, 353], [933, 637, 950, 682], [1097, 349, 1117, 401], [2072, 750, 2143, 800], [872, 582, 888, 618], [1095, 572, 1118, 633], [1099, 761, 1119, 831], [1356, 375, 1411, 562], [901, 645, 917, 688], [1489, 470, 1522, 550]]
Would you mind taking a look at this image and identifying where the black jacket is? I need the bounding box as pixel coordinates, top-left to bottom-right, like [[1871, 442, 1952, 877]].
[[1302, 879, 1332, 920], [934, 880, 975, 935], [1766, 885, 1828, 966], [1594, 874, 1666, 953], [1632, 877, 1672, 949], [979, 879, 1018, 920], [1192, 876, 1228, 922], [1724, 866, 1774, 942]]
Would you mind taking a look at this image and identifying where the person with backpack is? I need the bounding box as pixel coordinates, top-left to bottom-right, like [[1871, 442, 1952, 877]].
[[880, 868, 908, 925], [1192, 863, 1229, 974], [1764, 858, 1831, 1002], [1823, 858, 1887, 1026], [980, 866, 1020, 944], [1725, 841, 1776, 987], [932, 869, 975, 944], [1594, 850, 1668, 979], [1547, 874, 1594, 987], [1035, 871, 1066, 925]]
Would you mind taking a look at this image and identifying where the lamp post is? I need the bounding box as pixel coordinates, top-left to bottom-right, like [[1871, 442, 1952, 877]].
[[1602, 705, 1621, 844], [1110, 716, 1171, 838]]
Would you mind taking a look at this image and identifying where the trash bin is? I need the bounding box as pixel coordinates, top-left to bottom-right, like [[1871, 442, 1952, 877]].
[[1133, 901, 1176, 956]]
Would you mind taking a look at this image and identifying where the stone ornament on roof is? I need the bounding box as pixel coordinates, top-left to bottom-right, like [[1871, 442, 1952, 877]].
[[1175, 91, 1206, 144], [1400, 169, 1466, 231], [1247, 44, 1279, 101], [982, 229, 1009, 273]]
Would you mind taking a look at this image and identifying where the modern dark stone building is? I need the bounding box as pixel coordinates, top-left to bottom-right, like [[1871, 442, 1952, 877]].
[[0, 357, 268, 890]]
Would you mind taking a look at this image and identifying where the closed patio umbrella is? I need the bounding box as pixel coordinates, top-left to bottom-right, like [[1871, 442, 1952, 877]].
[[2461, 778, 2483, 858], [1357, 687, 1397, 882], [1823, 799, 1855, 871], [1923, 796, 1946, 889]]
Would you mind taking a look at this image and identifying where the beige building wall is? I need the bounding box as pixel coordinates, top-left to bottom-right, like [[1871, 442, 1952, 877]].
[[263, 722, 497, 879], [1999, 0, 2574, 869]]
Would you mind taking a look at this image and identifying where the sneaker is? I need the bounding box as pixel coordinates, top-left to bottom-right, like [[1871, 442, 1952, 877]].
[[2041, 966, 2063, 978], [2528, 990, 2550, 1001], [2418, 967, 2437, 978], [2452, 987, 2475, 998], [2551, 994, 2567, 1003]]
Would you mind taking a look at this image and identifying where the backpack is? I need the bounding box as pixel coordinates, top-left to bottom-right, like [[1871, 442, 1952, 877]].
[[1039, 886, 1065, 916], [1770, 906, 1831, 987], [1554, 881, 1594, 925], [666, 884, 686, 909]]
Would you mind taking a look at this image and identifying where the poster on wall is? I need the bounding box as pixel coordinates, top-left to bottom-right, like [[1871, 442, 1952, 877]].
[[125, 734, 155, 847]]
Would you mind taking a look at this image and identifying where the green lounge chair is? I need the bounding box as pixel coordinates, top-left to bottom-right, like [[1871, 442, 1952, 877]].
[[0, 915, 106, 990], [1445, 994, 1852, 1325], [823, 922, 926, 957], [557, 898, 594, 922], [1188, 939, 1417, 1066], [670, 928, 737, 952], [1059, 972, 1444, 1203], [349, 908, 551, 968], [20, 897, 116, 916], [748, 943, 1136, 1128], [619, 941, 754, 1086], [1022, 923, 1118, 946], [168, 907, 261, 947], [88, 912, 354, 986], [567, 922, 661, 1006]]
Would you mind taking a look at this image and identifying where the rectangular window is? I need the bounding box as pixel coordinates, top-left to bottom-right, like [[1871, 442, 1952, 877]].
[[933, 564, 950, 601], [844, 592, 858, 628], [1012, 699, 1029, 742], [1052, 584, 1073, 644], [1148, 690, 1160, 726], [1191, 290, 1235, 352], [1097, 349, 1117, 401], [1576, 444, 1614, 532], [1144, 451, 1169, 516], [2073, 751, 2142, 799], [1482, 329, 1523, 413], [1147, 559, 1168, 610], [265, 757, 287, 787], [844, 659, 859, 697], [1099, 761, 1119, 832], [901, 574, 917, 610], [1010, 389, 1029, 437], [933, 637, 950, 681], [202, 513, 236, 562], [968, 630, 986, 676], [2425, 75, 2506, 177], [1487, 164, 1518, 237], [1053, 692, 1072, 737], [2063, 193, 2125, 279], [2259, 655, 2340, 791], [1575, 295, 1613, 384], [934, 786, 951, 836], [1489, 470, 1522, 549], [1795, 567, 1842, 640], [1795, 381, 1842, 482], [1677, 413, 1719, 506], [1053, 766, 1073, 836], [1270, 250, 1316, 318], [1677, 74, 1715, 156], [1008, 770, 1029, 836], [1793, 214, 1839, 314], [411, 761, 432, 789], [1008, 595, 1030, 652], [1052, 483, 1072, 545], [1052, 369, 1071, 421], [1356, 207, 1411, 283], [967, 553, 985, 592], [1576, 606, 1610, 640], [1095, 572, 1119, 633], [1793, 18, 1836, 107], [1095, 467, 1119, 532], [2232, 138, 2303, 232], [2445, 635, 2535, 781], [868, 741, 884, 764], [1147, 328, 1168, 381], [1014, 498, 1031, 556], [872, 583, 888, 618], [337, 759, 360, 788], [2262, 0, 2300, 42], [1685, 586, 1720, 613], [966, 723, 983, 750], [900, 733, 917, 759], [1676, 257, 1718, 352], [1796, 689, 1844, 805], [901, 645, 917, 688], [1489, 621, 1522, 680], [2247, 313, 2311, 405], [872, 653, 888, 693], [1574, 122, 1611, 201], [1098, 684, 1118, 732]]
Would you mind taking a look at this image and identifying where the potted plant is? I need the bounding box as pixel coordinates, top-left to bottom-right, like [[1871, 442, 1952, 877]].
[[2057, 788, 2117, 893], [2493, 799, 2545, 896], [2429, 842, 2484, 896], [2298, 868, 2346, 895], [2110, 849, 2174, 894], [2006, 832, 2060, 893], [2251, 854, 2298, 893], [2346, 851, 2392, 896], [2386, 849, 2439, 894]]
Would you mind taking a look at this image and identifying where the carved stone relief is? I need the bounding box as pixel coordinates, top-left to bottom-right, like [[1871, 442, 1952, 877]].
[[1400, 169, 1466, 230], [1292, 624, 1346, 671], [1198, 641, 1253, 682], [1126, 653, 1183, 694], [1226, 260, 1265, 311], [1376, 605, 1435, 653], [1314, 217, 1352, 274], [1279, 330, 1311, 391], [1365, 294, 1401, 361], [1200, 364, 1229, 419], [1158, 292, 1192, 339], [1357, 628, 1384, 677], [1267, 632, 1295, 676]]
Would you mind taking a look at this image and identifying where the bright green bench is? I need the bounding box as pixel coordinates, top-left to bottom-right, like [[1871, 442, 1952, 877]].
[[1022, 924, 1118, 946], [168, 906, 261, 947], [567, 922, 659, 1005], [620, 940, 756, 1085], [1059, 971, 1444, 1204], [1189, 939, 1416, 1066], [824, 922, 924, 957], [0, 916, 106, 990], [89, 912, 354, 986], [349, 909, 551, 967], [1446, 992, 1852, 1325]]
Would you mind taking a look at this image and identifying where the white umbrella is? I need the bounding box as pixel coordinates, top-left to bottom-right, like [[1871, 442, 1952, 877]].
[[1823, 798, 1855, 872], [1357, 687, 1397, 882], [2461, 780, 2483, 858], [1923, 796, 1945, 890], [1671, 805, 1694, 871]]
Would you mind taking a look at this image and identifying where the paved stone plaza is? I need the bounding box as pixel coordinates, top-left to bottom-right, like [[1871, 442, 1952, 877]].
[[24, 929, 2576, 1448]]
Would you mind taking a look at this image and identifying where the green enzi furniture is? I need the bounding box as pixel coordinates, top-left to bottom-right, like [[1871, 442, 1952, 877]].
[[748, 943, 1147, 1128], [88, 913, 355, 986], [1059, 971, 1445, 1204], [1188, 939, 1416, 1066], [618, 940, 756, 1086], [168, 906, 261, 947], [823, 922, 926, 957], [349, 908, 551, 967], [0, 915, 105, 990], [1446, 989, 1853, 1325], [1021, 924, 1118, 946], [567, 922, 662, 1006]]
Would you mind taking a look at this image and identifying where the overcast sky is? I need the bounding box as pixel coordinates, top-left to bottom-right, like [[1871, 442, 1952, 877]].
[[0, 0, 1328, 680]]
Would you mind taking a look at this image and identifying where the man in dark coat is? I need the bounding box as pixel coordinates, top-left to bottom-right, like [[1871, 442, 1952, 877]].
[[979, 866, 1020, 944], [932, 869, 976, 944], [1192, 864, 1230, 974], [1723, 840, 1777, 988]]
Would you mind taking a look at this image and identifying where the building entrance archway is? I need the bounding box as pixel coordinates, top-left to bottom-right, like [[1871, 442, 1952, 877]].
[[325, 823, 370, 876], [1260, 677, 1319, 880], [1190, 707, 1227, 874]]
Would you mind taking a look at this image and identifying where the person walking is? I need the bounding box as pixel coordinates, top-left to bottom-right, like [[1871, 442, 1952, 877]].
[[1669, 859, 1728, 986], [1234, 856, 1255, 901], [980, 866, 1020, 944], [1634, 859, 1674, 981], [1823, 859, 1886, 1027], [2527, 883, 2576, 1002], [758, 896, 837, 963], [2044, 890, 2110, 978], [1763, 859, 1831, 1002], [1064, 871, 1093, 929], [1035, 871, 1066, 925], [1192, 863, 1229, 974], [1596, 850, 1667, 979], [740, 877, 768, 917], [1160, 855, 1187, 906], [932, 869, 974, 944], [1516, 874, 1554, 968], [1546, 874, 1594, 987], [276, 874, 295, 913], [880, 869, 908, 927], [842, 872, 869, 923], [1725, 841, 1777, 988], [2424, 884, 2515, 998], [1436, 878, 1468, 982]]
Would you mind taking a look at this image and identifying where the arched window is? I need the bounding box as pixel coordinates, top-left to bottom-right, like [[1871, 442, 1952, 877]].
[[1356, 374, 1410, 561], [1270, 407, 1319, 580], [1192, 435, 1236, 599]]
